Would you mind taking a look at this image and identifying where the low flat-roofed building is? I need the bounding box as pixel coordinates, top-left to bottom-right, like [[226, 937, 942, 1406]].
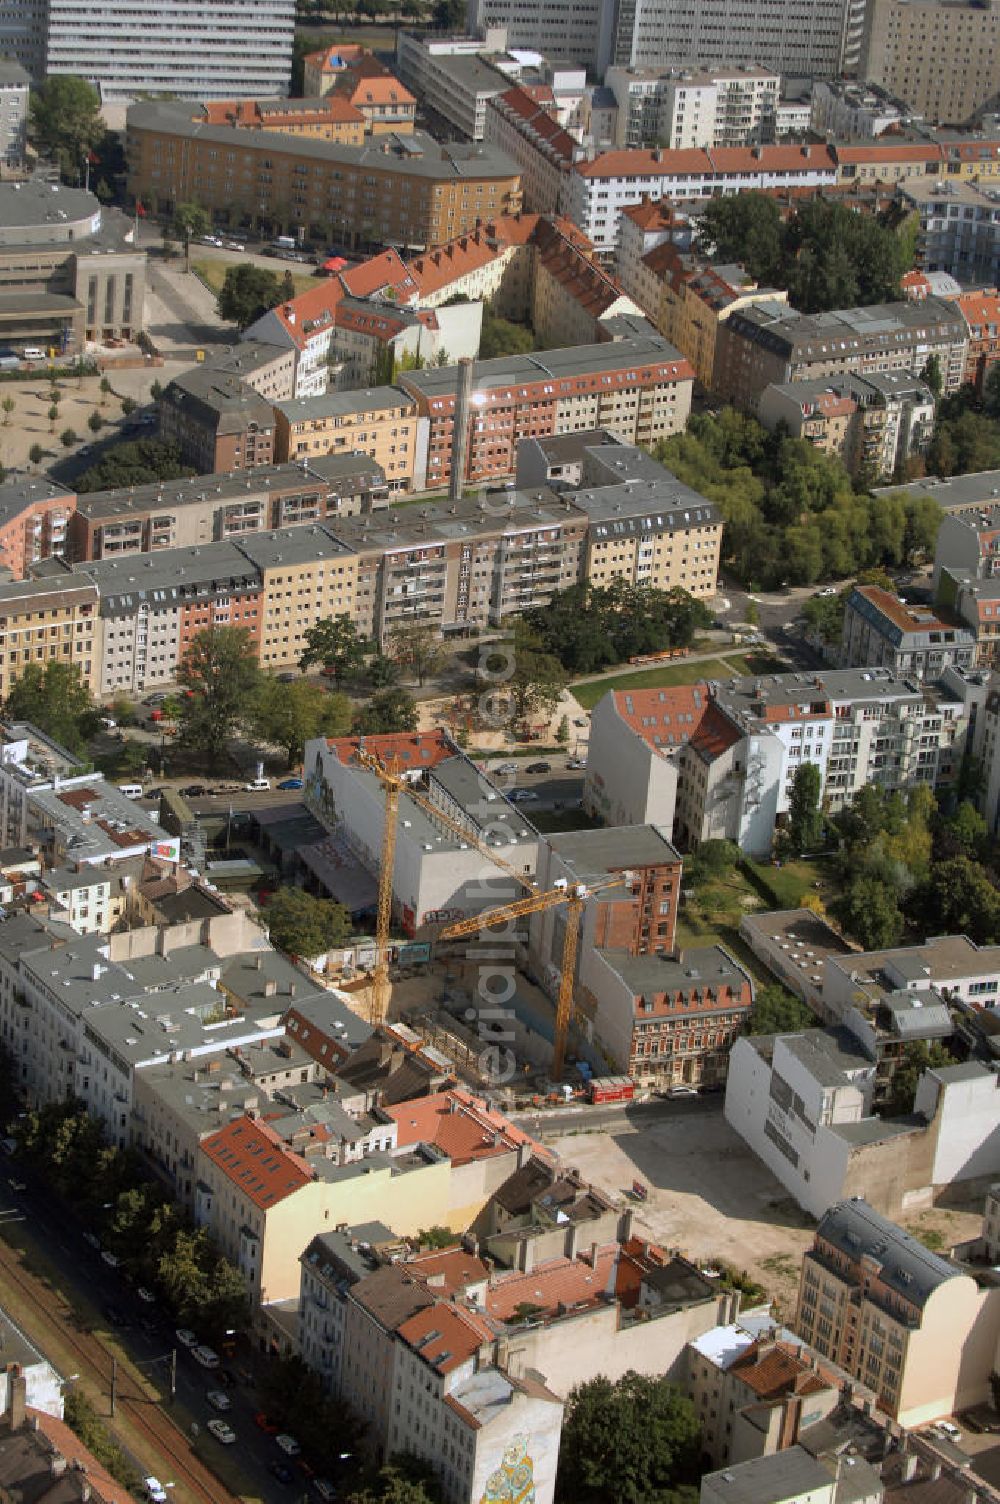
[[823, 933, 1000, 1019], [700, 1445, 846, 1504], [738, 909, 855, 1021]]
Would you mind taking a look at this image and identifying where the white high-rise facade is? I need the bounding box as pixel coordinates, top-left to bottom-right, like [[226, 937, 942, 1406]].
[[11, 0, 294, 98]]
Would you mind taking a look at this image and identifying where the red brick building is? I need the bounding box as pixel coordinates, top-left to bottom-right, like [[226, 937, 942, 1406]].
[[0, 478, 76, 578]]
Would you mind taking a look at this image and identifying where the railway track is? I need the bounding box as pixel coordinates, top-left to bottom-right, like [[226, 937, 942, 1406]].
[[0, 1237, 240, 1504]]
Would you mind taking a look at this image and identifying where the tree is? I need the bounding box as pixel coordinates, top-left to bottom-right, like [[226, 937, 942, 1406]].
[[60, 428, 77, 448], [907, 856, 1000, 944], [479, 308, 534, 359], [172, 202, 210, 271], [299, 613, 371, 685], [5, 660, 96, 753], [28, 443, 43, 467], [347, 1460, 442, 1504], [176, 626, 261, 764], [99, 376, 111, 407], [744, 598, 760, 627], [28, 76, 102, 181], [685, 838, 740, 886], [746, 984, 815, 1035], [831, 876, 904, 950], [263, 885, 351, 957], [367, 654, 399, 688], [920, 353, 943, 397], [432, 0, 465, 26], [217, 263, 284, 330], [784, 761, 823, 856], [353, 688, 419, 735], [556, 1371, 701, 1504], [75, 439, 194, 493], [1, 397, 14, 426], [555, 714, 570, 745], [87, 411, 102, 433], [121, 396, 137, 417], [388, 621, 446, 687], [249, 677, 351, 764], [47, 404, 58, 431], [889, 1041, 956, 1116], [697, 193, 783, 284]]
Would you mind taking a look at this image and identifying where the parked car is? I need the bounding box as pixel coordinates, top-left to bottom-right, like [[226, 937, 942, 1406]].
[[255, 1412, 280, 1434], [492, 762, 518, 775], [525, 762, 551, 773], [143, 693, 168, 707], [206, 1389, 232, 1411], [144, 1478, 168, 1503], [276, 671, 297, 683], [180, 784, 207, 797], [100, 1250, 120, 1269], [136, 1286, 155, 1304], [936, 1421, 962, 1440], [509, 789, 539, 803], [565, 758, 586, 769], [191, 1344, 220, 1369], [222, 239, 246, 251], [275, 1434, 301, 1457], [277, 777, 303, 790], [245, 777, 270, 791], [207, 1418, 236, 1445], [175, 1327, 198, 1348]]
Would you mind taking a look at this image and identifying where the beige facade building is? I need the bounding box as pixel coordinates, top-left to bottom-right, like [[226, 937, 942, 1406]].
[[859, 0, 1000, 125], [126, 99, 521, 251], [795, 1198, 1000, 1427], [231, 527, 357, 671], [273, 387, 419, 492], [0, 576, 99, 698]]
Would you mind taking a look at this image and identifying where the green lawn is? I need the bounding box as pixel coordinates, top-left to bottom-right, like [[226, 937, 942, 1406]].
[[192, 257, 325, 299], [742, 856, 834, 909], [571, 652, 784, 709]]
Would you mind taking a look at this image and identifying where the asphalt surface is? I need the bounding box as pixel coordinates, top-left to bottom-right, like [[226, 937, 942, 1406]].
[[511, 1094, 722, 1137], [0, 1163, 331, 1504]]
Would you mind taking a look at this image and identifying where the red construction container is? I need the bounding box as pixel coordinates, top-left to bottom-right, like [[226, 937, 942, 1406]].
[[587, 1075, 636, 1105]]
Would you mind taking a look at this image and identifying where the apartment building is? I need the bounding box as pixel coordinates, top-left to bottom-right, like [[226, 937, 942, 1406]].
[[305, 732, 538, 932], [125, 101, 521, 251], [0, 575, 99, 698], [622, 245, 787, 389], [484, 88, 578, 215], [0, 478, 75, 579], [396, 32, 515, 141], [40, 0, 293, 101], [757, 373, 936, 481], [468, 0, 618, 73], [66, 457, 384, 564], [605, 67, 779, 151], [0, 63, 28, 170], [86, 542, 261, 696], [201, 95, 365, 147], [810, 79, 909, 141], [398, 334, 693, 491], [584, 668, 972, 858], [303, 42, 366, 97], [795, 1199, 999, 1424], [561, 144, 838, 257], [841, 585, 976, 682], [901, 181, 1000, 290], [273, 387, 419, 491], [568, 441, 722, 597], [955, 290, 1000, 394], [304, 49, 416, 135], [229, 527, 357, 673], [859, 0, 1000, 125], [715, 299, 969, 412], [157, 365, 275, 475]]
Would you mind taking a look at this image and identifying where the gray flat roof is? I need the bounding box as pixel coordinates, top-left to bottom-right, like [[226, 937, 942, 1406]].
[[601, 943, 748, 995], [276, 385, 415, 424], [128, 101, 519, 180], [82, 541, 259, 612], [231, 524, 354, 567], [428, 51, 513, 93], [703, 1447, 833, 1504], [0, 181, 98, 231], [400, 334, 685, 398], [548, 824, 680, 875], [75, 457, 367, 520], [780, 1027, 874, 1088], [0, 477, 72, 532], [874, 469, 1000, 512], [329, 486, 581, 553]]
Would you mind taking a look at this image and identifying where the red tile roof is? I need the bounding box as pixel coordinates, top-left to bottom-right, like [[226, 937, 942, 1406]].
[[835, 142, 942, 165], [202, 97, 363, 128], [486, 1247, 618, 1320], [304, 43, 366, 72], [611, 682, 711, 752], [577, 143, 836, 180], [622, 199, 686, 232], [340, 247, 417, 301], [853, 583, 962, 637], [30, 1410, 136, 1504], [386, 1089, 536, 1165], [326, 728, 455, 769], [729, 1338, 835, 1399], [957, 289, 1000, 336], [494, 87, 578, 167], [396, 1300, 495, 1373], [201, 1115, 313, 1209], [408, 1245, 491, 1294]]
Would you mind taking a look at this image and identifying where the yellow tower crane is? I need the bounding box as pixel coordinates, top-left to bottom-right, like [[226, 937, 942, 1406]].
[[438, 873, 629, 1082], [354, 745, 538, 1024]]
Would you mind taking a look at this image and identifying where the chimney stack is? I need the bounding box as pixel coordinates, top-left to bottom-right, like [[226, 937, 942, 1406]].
[[450, 357, 474, 506], [8, 1369, 26, 1430]]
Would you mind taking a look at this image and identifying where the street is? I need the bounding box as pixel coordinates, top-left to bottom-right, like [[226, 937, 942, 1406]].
[[0, 1162, 322, 1504]]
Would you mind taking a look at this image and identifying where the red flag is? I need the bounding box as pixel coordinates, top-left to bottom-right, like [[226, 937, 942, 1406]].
[[136, 200, 146, 217], [87, 150, 99, 164]]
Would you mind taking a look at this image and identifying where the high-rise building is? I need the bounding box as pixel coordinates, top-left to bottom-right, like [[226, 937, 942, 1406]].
[[39, 0, 295, 100], [614, 0, 866, 77], [859, 0, 1000, 126]]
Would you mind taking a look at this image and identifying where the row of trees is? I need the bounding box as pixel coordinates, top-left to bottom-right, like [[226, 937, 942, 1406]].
[[14, 1100, 248, 1340], [75, 438, 195, 493], [697, 193, 912, 314], [657, 409, 942, 588], [521, 580, 713, 675]]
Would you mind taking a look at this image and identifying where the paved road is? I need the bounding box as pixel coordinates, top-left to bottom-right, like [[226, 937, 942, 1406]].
[[0, 1165, 310, 1503], [511, 1094, 722, 1137]]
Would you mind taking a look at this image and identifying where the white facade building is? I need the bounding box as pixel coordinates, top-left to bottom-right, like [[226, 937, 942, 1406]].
[[395, 30, 518, 140], [42, 0, 294, 100], [605, 67, 779, 150], [0, 63, 29, 168], [614, 0, 866, 78]]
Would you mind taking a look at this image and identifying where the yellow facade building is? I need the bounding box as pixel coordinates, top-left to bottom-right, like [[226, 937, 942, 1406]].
[[273, 387, 419, 493]]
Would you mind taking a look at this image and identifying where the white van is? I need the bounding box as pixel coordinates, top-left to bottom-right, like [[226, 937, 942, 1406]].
[[245, 777, 270, 791], [118, 784, 144, 800], [21, 347, 44, 361]]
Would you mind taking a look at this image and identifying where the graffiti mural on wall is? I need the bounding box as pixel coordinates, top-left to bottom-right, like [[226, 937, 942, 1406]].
[[480, 1435, 536, 1504]]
